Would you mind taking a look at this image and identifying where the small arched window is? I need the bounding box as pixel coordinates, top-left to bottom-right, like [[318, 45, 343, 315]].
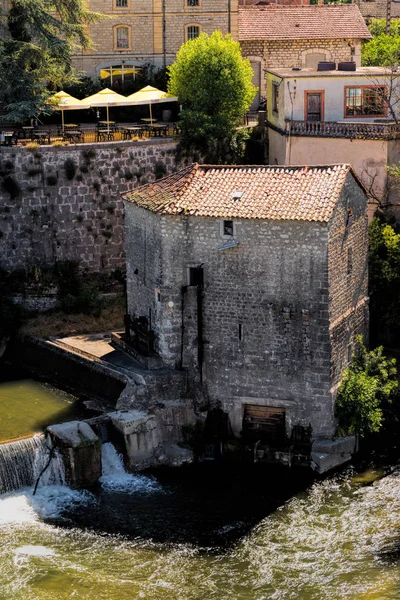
[[114, 25, 131, 51], [186, 24, 201, 41]]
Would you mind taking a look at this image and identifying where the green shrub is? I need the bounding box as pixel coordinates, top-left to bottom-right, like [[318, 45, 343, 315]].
[[2, 176, 21, 199], [46, 174, 58, 186], [64, 157, 77, 180], [56, 260, 101, 316], [27, 167, 42, 177], [335, 336, 398, 437], [154, 161, 167, 180], [124, 170, 134, 180]]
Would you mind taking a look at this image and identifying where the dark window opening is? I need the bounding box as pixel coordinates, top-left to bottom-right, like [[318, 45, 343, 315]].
[[189, 266, 204, 287], [346, 208, 353, 227], [223, 220, 234, 236], [272, 83, 279, 112], [347, 247, 353, 275]]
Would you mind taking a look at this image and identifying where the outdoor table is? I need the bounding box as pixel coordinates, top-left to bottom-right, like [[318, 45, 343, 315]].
[[22, 126, 34, 140], [141, 118, 157, 124], [63, 130, 84, 143], [1, 132, 14, 146], [96, 129, 115, 141], [33, 130, 51, 144], [121, 126, 145, 139], [63, 124, 80, 129], [148, 124, 169, 137], [98, 121, 116, 126]]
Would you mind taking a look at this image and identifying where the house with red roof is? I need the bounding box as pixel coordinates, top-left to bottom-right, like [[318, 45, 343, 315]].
[[122, 163, 369, 469], [239, 4, 371, 107]]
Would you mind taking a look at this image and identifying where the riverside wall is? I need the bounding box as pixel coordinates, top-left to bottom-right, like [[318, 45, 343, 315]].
[[0, 138, 178, 273]]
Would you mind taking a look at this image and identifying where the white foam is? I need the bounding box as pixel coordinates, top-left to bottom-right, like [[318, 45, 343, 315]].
[[100, 443, 162, 493], [15, 545, 56, 557]]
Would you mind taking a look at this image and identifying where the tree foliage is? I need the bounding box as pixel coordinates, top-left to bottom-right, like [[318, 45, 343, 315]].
[[0, 0, 101, 122], [335, 336, 398, 436], [167, 31, 257, 162], [362, 19, 400, 66], [369, 217, 400, 343]]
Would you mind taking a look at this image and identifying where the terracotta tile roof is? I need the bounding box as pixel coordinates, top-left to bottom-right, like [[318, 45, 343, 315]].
[[123, 164, 355, 223], [239, 5, 372, 41]]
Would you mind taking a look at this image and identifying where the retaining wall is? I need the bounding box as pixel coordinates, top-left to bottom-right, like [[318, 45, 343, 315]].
[[0, 138, 178, 273]]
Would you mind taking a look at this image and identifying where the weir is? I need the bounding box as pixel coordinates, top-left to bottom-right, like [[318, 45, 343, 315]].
[[0, 435, 65, 495]]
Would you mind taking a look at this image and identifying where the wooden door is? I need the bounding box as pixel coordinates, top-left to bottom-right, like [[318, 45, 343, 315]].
[[306, 92, 323, 122], [243, 405, 286, 445]]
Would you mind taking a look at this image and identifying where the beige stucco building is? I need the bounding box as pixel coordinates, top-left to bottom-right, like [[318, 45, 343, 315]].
[[265, 65, 400, 208], [72, 0, 239, 81]]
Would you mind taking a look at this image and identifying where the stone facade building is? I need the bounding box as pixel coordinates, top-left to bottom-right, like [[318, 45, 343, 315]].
[[356, 0, 400, 20], [72, 0, 239, 80], [239, 4, 371, 107], [123, 163, 369, 443]]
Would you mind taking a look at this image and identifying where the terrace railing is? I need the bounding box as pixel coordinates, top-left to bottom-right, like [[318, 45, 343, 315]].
[[287, 120, 400, 140]]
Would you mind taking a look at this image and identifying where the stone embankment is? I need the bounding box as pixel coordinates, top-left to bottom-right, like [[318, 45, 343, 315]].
[[0, 138, 178, 273]]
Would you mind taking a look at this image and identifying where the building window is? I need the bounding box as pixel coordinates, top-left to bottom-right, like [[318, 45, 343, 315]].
[[189, 266, 204, 287], [223, 220, 234, 236], [345, 86, 386, 117], [347, 247, 353, 275], [186, 24, 201, 41], [99, 64, 143, 88], [187, 0, 200, 5], [114, 0, 128, 7], [346, 208, 353, 228], [272, 83, 279, 112], [114, 25, 131, 50]]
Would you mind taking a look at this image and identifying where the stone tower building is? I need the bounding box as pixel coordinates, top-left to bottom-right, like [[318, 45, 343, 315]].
[[123, 164, 369, 443]]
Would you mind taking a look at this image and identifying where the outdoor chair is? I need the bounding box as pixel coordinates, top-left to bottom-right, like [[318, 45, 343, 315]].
[[33, 130, 51, 144]]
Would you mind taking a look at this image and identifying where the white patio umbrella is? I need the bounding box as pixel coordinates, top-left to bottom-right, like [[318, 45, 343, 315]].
[[81, 88, 132, 132], [126, 85, 178, 125], [49, 91, 87, 130]]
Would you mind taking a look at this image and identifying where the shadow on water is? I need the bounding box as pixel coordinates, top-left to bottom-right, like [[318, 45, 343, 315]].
[[53, 462, 316, 552]]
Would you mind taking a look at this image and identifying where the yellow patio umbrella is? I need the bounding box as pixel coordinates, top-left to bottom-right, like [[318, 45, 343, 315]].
[[81, 88, 131, 132], [126, 85, 178, 125], [49, 91, 87, 130]]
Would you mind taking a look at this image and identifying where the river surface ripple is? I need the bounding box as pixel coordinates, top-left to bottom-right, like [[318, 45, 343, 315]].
[[0, 464, 400, 599]]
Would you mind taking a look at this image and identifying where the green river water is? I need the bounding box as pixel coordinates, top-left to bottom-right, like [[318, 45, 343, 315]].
[[0, 377, 79, 441], [1, 379, 400, 599]]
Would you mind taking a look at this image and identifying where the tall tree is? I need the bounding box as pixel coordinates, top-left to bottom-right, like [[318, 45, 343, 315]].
[[0, 0, 101, 122], [167, 31, 257, 162]]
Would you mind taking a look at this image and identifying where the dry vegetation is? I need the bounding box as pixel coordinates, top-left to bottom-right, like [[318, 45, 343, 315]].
[[21, 294, 125, 338]]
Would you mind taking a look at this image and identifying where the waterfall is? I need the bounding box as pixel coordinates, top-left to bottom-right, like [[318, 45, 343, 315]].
[[0, 435, 65, 495], [100, 442, 162, 493]]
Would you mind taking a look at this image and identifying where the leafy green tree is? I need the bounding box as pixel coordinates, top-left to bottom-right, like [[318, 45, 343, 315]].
[[335, 337, 397, 436], [362, 19, 400, 66], [369, 217, 400, 343], [0, 0, 101, 122], [167, 31, 257, 162]]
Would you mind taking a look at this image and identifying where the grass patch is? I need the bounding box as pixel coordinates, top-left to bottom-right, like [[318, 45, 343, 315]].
[[21, 294, 125, 338]]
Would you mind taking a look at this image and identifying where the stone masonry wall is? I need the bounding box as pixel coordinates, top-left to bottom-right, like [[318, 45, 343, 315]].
[[241, 38, 361, 69], [357, 0, 400, 19], [0, 139, 178, 273], [125, 203, 335, 438], [328, 174, 369, 388]]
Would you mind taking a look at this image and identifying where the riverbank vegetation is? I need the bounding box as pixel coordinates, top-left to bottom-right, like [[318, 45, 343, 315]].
[[336, 337, 398, 437]]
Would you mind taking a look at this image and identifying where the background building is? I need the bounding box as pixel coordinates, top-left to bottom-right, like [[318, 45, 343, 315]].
[[239, 4, 371, 108], [72, 0, 239, 81], [265, 65, 400, 206]]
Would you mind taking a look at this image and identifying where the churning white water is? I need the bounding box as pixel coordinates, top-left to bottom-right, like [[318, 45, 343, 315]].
[[99, 442, 162, 493]]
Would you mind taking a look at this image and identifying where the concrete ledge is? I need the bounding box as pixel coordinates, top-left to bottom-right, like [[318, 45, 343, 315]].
[[111, 331, 164, 370]]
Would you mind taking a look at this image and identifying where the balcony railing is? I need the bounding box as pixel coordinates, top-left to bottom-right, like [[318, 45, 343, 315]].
[[287, 120, 400, 140]]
